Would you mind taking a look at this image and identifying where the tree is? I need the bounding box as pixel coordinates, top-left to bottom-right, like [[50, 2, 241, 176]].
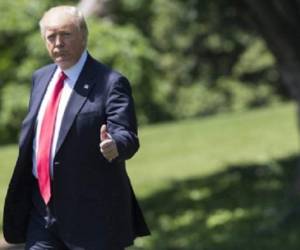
[[240, 0, 300, 123], [241, 1, 300, 96], [78, 0, 283, 120], [239, 0, 300, 199]]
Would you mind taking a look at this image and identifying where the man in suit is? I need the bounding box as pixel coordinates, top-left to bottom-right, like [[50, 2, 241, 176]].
[[2, 5, 150, 250]]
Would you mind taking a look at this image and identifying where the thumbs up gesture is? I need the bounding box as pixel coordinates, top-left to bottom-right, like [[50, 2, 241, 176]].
[[99, 124, 119, 162]]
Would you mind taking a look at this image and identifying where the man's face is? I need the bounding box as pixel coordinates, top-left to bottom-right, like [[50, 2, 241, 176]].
[[43, 15, 85, 70]]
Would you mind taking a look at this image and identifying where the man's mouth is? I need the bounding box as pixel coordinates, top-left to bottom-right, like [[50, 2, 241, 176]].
[[54, 53, 68, 61]]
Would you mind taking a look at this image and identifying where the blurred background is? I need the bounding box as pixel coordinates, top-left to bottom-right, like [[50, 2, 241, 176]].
[[1, 0, 300, 249]]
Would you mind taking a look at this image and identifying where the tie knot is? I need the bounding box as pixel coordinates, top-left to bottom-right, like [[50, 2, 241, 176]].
[[59, 71, 67, 81]]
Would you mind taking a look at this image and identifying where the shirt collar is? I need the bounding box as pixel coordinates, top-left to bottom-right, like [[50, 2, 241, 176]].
[[59, 50, 88, 83]]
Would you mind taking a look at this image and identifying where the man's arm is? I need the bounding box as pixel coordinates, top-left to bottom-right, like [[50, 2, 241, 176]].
[[100, 76, 139, 162]]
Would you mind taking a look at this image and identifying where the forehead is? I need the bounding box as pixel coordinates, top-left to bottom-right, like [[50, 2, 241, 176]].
[[44, 24, 76, 35], [43, 11, 78, 32]]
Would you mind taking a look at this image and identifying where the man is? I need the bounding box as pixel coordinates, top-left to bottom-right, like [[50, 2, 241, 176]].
[[3, 5, 150, 250]]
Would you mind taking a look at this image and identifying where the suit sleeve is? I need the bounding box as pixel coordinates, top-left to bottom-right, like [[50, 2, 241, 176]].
[[105, 76, 140, 161]]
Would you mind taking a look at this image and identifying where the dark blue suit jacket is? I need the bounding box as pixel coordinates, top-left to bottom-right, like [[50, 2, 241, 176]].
[[3, 54, 150, 248]]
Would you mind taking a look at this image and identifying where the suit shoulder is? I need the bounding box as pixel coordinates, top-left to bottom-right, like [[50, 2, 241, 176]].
[[90, 56, 128, 84], [33, 64, 56, 79]]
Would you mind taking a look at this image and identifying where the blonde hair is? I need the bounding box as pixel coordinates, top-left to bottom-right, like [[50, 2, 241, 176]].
[[39, 6, 88, 45]]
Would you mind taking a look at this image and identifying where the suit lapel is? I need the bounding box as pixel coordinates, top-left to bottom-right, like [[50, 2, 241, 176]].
[[19, 65, 56, 148], [30, 65, 57, 121], [55, 56, 97, 155]]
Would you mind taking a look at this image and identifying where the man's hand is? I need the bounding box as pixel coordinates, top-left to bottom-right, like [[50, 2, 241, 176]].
[[99, 124, 119, 162]]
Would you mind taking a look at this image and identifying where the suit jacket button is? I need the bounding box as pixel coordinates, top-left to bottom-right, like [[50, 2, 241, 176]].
[[54, 161, 60, 166]]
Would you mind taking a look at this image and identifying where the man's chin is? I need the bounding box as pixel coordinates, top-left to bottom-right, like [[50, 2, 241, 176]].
[[55, 59, 71, 70]]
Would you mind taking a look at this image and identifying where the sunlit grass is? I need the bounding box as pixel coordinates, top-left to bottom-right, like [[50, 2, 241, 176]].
[[127, 103, 299, 197]]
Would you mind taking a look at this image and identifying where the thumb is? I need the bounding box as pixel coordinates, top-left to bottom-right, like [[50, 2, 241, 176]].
[[100, 124, 109, 141]]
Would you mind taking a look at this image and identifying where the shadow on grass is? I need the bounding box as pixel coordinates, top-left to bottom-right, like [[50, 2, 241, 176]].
[[134, 154, 300, 250]]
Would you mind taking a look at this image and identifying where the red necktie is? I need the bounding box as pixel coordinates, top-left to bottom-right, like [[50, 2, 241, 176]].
[[37, 71, 66, 204]]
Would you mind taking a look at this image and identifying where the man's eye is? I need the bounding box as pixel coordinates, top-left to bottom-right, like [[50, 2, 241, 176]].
[[47, 34, 55, 41], [62, 33, 71, 37]]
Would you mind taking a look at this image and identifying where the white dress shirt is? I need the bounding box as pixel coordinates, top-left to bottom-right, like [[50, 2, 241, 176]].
[[32, 50, 88, 178]]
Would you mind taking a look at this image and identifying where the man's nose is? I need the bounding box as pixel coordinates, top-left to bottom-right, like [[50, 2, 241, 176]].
[[54, 35, 64, 47]]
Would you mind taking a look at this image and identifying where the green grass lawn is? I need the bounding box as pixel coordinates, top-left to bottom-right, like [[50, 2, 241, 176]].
[[1, 103, 299, 249], [128, 103, 299, 198]]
